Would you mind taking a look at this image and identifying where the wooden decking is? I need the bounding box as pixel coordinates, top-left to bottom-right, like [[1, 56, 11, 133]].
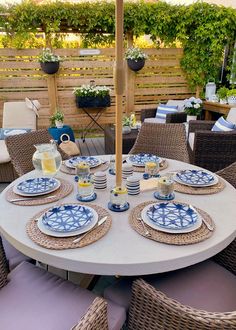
[[77, 137, 105, 156]]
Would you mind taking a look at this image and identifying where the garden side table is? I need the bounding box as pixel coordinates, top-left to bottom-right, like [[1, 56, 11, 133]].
[[80, 107, 106, 142], [48, 125, 75, 144]]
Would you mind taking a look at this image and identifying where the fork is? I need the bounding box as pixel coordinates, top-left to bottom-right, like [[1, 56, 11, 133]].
[[137, 217, 151, 237]]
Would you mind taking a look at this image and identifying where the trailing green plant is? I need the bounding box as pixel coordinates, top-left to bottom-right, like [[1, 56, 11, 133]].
[[50, 109, 64, 127], [38, 48, 60, 62], [125, 47, 148, 61], [217, 86, 229, 100], [73, 85, 110, 98], [227, 88, 236, 97], [1, 1, 236, 91]]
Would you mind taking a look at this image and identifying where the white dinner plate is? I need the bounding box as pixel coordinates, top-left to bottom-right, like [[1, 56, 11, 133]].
[[174, 169, 218, 187], [37, 205, 98, 237], [141, 202, 202, 234], [13, 177, 61, 197]]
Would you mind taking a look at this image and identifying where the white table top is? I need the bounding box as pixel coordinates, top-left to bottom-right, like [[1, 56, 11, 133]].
[[0, 156, 236, 276]]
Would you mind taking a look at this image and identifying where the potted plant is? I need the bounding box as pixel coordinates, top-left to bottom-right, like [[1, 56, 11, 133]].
[[217, 87, 229, 104], [50, 109, 64, 128], [125, 47, 148, 72], [183, 97, 203, 122], [122, 115, 132, 134], [227, 89, 236, 105], [73, 84, 111, 108], [39, 48, 60, 74]]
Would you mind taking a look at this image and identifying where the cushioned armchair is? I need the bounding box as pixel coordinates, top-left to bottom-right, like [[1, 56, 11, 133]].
[[188, 120, 236, 172], [0, 237, 126, 330], [141, 100, 187, 123]]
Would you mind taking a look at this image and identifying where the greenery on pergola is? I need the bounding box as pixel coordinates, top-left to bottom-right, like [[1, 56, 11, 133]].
[[1, 0, 236, 89]]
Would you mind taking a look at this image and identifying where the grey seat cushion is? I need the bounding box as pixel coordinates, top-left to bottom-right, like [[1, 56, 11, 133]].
[[104, 260, 236, 313], [0, 262, 126, 330]]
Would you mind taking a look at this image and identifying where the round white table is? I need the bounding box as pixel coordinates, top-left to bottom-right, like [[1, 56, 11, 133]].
[[0, 157, 236, 276]]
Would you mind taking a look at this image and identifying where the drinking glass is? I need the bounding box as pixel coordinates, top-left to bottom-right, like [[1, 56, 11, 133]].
[[77, 175, 94, 198], [76, 161, 90, 178], [145, 161, 159, 177]]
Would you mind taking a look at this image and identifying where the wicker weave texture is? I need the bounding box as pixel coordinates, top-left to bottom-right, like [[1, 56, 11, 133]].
[[0, 161, 18, 183], [130, 122, 189, 163], [128, 279, 236, 330], [5, 129, 69, 176], [188, 121, 236, 172], [73, 297, 108, 330], [0, 237, 9, 289]]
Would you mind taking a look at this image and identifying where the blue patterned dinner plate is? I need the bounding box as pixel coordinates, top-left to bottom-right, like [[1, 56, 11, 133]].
[[174, 170, 218, 187], [127, 153, 161, 167], [42, 204, 95, 233], [14, 177, 60, 196], [141, 202, 201, 234], [65, 156, 101, 169]]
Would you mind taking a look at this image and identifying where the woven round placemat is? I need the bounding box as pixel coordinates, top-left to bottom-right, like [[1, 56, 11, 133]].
[[26, 203, 112, 249], [6, 179, 73, 206], [129, 200, 214, 245], [60, 162, 109, 175], [174, 177, 225, 195], [133, 159, 168, 173]]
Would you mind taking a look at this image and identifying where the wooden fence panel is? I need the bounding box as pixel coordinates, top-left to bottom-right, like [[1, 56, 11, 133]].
[[0, 48, 193, 129]]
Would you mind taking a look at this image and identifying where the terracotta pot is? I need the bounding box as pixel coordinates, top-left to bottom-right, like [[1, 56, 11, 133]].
[[40, 61, 59, 74], [127, 59, 145, 72]]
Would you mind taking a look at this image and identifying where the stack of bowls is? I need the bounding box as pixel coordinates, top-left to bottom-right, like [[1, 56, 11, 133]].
[[126, 175, 140, 195], [93, 171, 107, 190], [122, 163, 133, 180]]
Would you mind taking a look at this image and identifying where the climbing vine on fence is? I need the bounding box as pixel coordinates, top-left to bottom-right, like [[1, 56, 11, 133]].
[[1, 0, 236, 90]]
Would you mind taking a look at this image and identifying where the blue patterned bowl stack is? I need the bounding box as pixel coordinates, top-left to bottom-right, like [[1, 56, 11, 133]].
[[93, 171, 107, 190], [122, 163, 133, 180], [126, 175, 140, 195]]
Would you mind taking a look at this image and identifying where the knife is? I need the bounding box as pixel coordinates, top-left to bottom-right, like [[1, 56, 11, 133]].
[[10, 195, 56, 202], [73, 215, 108, 243]]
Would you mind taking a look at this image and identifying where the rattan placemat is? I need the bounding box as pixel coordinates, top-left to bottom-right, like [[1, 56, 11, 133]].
[[129, 200, 214, 245], [174, 177, 225, 195], [133, 159, 168, 173], [26, 203, 112, 249], [6, 179, 73, 206], [60, 162, 109, 175]]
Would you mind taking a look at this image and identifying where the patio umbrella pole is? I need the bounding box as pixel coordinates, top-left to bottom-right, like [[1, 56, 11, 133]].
[[115, 0, 124, 188]]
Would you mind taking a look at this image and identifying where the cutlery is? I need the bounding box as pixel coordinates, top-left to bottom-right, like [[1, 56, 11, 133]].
[[137, 217, 151, 237], [189, 205, 214, 231], [10, 195, 56, 202], [72, 216, 108, 243]]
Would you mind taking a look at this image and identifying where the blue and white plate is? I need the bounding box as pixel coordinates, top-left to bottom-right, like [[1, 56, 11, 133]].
[[141, 202, 202, 234], [14, 177, 60, 197], [65, 156, 101, 169], [127, 153, 161, 167], [37, 204, 98, 237], [174, 169, 218, 187]]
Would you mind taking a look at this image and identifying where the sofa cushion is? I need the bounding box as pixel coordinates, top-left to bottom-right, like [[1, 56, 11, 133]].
[[188, 132, 195, 150], [0, 140, 10, 163], [155, 104, 178, 121], [226, 108, 236, 125], [0, 128, 32, 140], [0, 262, 126, 330], [166, 100, 185, 112], [211, 116, 235, 132], [104, 260, 236, 313], [3, 102, 37, 130], [144, 117, 166, 124]]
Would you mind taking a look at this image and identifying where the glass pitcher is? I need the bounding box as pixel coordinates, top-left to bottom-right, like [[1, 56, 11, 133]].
[[32, 141, 62, 175]]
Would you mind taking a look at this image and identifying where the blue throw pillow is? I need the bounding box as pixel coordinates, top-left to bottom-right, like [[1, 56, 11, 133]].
[[211, 117, 236, 132], [0, 128, 32, 140], [155, 104, 178, 121]]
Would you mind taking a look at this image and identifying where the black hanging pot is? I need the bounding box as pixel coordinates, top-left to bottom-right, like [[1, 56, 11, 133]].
[[40, 61, 59, 74], [127, 58, 145, 72]]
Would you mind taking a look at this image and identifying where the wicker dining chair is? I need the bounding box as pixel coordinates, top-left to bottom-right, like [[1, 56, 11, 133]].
[[0, 237, 126, 330], [5, 129, 69, 177], [188, 120, 236, 172], [129, 122, 190, 163]]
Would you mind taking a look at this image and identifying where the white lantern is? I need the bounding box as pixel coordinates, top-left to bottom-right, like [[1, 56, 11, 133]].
[[205, 81, 216, 101]]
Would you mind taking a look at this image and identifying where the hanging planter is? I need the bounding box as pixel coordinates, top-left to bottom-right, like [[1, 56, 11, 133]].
[[127, 58, 145, 72], [38, 48, 60, 75], [125, 47, 148, 72], [40, 61, 60, 74]]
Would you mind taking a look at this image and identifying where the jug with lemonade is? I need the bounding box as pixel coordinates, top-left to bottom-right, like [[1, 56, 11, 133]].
[[32, 141, 62, 176]]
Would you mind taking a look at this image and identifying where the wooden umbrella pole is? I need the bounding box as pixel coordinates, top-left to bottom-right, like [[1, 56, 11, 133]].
[[115, 0, 124, 187]]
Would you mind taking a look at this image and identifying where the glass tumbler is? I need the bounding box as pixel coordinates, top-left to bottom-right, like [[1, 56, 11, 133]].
[[77, 175, 94, 198], [145, 161, 159, 177]]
